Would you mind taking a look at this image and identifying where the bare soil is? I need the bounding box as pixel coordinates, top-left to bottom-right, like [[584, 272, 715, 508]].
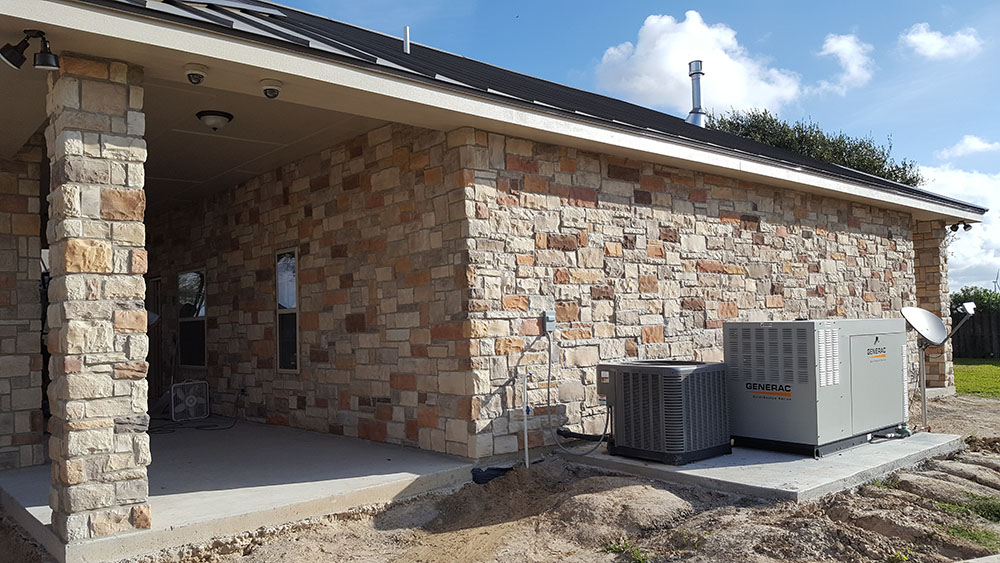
[[8, 394, 1000, 563]]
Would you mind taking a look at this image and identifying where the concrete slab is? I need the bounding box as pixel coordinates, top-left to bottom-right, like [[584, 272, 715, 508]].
[[927, 386, 957, 399], [563, 432, 963, 502], [0, 417, 473, 563]]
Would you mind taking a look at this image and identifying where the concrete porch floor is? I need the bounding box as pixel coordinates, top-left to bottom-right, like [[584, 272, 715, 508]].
[[0, 417, 473, 563], [566, 432, 963, 502]]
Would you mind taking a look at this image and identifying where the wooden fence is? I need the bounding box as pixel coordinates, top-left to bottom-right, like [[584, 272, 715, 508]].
[[952, 311, 1000, 359]]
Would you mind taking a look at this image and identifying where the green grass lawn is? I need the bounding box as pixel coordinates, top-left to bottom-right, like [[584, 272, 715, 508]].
[[955, 359, 1000, 398]]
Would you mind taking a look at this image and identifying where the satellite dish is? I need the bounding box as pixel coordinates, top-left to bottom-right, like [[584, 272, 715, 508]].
[[901, 306, 948, 346]]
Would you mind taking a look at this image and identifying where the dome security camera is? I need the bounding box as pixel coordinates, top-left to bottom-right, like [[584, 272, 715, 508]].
[[184, 63, 208, 85], [260, 79, 283, 99]]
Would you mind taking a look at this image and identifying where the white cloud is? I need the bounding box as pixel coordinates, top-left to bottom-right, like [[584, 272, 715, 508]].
[[812, 34, 874, 95], [595, 10, 802, 114], [919, 165, 999, 290], [935, 135, 1000, 160], [901, 23, 983, 60], [595, 11, 875, 115]]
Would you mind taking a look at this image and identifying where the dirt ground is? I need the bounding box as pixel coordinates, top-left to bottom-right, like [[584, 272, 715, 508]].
[[6, 393, 1000, 563]]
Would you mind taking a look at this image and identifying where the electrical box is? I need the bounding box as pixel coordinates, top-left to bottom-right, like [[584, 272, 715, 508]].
[[724, 319, 907, 456], [598, 360, 730, 465]]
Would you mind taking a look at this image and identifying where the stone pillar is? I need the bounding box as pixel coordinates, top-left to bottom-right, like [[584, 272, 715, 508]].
[[0, 131, 46, 469], [914, 219, 952, 388], [45, 55, 150, 541]]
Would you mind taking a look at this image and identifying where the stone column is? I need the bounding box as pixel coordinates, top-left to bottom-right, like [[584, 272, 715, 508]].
[[913, 219, 952, 388], [45, 55, 150, 541]]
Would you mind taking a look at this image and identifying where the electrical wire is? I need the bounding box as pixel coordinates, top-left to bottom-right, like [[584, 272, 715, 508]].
[[546, 331, 610, 456]]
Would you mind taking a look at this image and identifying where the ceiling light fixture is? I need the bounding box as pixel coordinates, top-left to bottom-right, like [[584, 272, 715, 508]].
[[1, 30, 59, 71], [196, 110, 234, 132]]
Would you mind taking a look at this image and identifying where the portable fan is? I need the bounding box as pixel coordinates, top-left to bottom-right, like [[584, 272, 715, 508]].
[[171, 380, 210, 422]]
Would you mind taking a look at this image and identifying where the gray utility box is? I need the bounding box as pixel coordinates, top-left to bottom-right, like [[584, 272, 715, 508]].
[[597, 360, 730, 465], [724, 319, 908, 456]]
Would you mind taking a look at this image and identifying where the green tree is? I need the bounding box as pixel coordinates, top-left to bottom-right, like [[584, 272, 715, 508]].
[[951, 286, 1000, 315], [707, 109, 923, 187]]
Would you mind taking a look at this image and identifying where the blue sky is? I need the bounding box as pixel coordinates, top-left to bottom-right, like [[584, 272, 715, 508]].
[[288, 1, 1000, 290]]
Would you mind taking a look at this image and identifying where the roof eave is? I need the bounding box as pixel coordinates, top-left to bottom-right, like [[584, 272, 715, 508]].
[[12, 0, 988, 223]]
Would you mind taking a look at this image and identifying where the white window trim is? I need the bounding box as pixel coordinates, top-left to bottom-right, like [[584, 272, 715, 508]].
[[178, 269, 207, 368], [276, 248, 300, 374]]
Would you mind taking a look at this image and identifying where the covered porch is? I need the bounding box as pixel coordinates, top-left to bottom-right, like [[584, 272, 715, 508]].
[[0, 417, 471, 562], [0, 0, 481, 556]]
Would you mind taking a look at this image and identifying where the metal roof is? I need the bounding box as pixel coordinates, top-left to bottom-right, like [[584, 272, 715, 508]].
[[73, 0, 987, 216]]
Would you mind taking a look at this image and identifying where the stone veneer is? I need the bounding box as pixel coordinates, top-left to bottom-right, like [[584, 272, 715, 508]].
[[147, 124, 474, 456], [458, 129, 929, 454], [914, 219, 953, 387], [45, 55, 151, 540], [148, 121, 954, 459], [0, 131, 46, 470]]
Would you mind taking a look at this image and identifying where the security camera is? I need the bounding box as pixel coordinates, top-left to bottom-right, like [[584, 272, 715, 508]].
[[260, 79, 283, 99], [184, 63, 208, 85]]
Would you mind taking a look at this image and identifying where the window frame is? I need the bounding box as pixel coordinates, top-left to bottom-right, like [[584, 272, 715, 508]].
[[177, 269, 207, 368], [275, 248, 300, 374]]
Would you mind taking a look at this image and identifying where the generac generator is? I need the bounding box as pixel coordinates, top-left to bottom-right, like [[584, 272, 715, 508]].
[[596, 360, 730, 465], [724, 319, 908, 456]]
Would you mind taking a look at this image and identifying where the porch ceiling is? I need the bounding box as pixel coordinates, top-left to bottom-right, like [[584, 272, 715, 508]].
[[142, 79, 384, 210]]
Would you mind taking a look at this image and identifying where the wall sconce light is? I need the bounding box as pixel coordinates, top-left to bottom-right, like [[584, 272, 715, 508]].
[[1, 29, 59, 71]]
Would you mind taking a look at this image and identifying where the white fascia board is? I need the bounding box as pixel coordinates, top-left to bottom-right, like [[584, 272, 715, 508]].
[[11, 0, 984, 224]]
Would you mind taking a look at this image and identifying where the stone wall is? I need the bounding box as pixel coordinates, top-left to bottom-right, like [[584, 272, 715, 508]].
[[454, 129, 920, 456], [148, 121, 944, 460], [0, 131, 46, 470], [147, 124, 476, 456]]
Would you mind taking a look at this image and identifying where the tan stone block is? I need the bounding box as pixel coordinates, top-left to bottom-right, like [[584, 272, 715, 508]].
[[555, 301, 579, 322], [113, 309, 146, 333], [112, 222, 144, 246], [65, 428, 114, 456], [564, 346, 598, 367], [131, 504, 151, 529], [128, 86, 144, 110], [638, 275, 659, 293], [130, 249, 147, 274], [495, 337, 525, 355], [64, 374, 113, 400], [61, 57, 109, 79], [501, 295, 529, 311], [506, 138, 533, 156], [718, 303, 739, 318], [103, 275, 145, 300], [101, 188, 146, 221], [100, 135, 146, 162], [765, 295, 785, 308], [641, 325, 664, 343], [64, 319, 113, 354], [446, 127, 476, 148], [48, 77, 80, 114], [109, 62, 128, 83], [81, 81, 127, 115], [63, 239, 111, 273], [89, 507, 133, 537]]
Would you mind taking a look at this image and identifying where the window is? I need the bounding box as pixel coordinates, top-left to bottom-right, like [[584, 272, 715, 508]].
[[276, 251, 298, 371], [178, 270, 206, 367]]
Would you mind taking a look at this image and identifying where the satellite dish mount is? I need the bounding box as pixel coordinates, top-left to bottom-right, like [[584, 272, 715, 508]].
[[901, 303, 976, 431]]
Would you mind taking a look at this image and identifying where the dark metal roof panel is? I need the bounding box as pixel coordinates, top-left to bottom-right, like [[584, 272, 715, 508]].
[[68, 0, 987, 216]]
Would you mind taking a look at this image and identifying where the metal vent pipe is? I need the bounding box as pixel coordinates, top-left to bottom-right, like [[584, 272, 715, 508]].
[[403, 26, 411, 54], [685, 60, 707, 127]]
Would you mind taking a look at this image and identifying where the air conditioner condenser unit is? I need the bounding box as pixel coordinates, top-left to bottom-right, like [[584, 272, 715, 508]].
[[724, 319, 908, 457], [597, 360, 730, 465]]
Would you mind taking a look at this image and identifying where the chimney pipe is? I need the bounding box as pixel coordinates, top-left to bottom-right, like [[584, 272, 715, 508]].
[[685, 60, 706, 128], [403, 26, 411, 54]]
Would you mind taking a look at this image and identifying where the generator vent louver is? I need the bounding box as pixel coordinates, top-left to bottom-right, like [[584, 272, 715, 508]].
[[725, 325, 812, 386], [598, 361, 730, 465]]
